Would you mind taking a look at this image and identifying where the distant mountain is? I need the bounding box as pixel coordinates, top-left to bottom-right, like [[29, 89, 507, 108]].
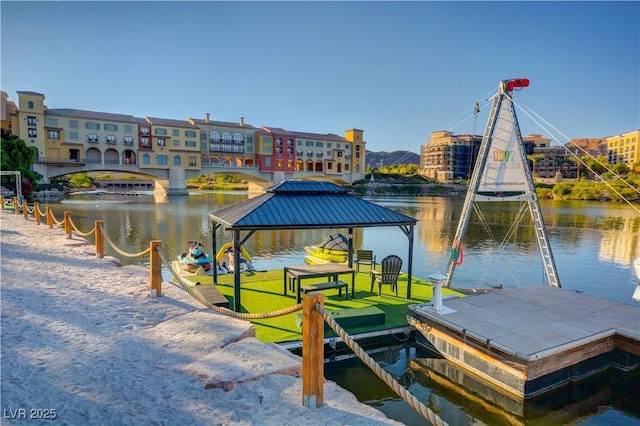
[[365, 150, 420, 168], [565, 138, 609, 157]]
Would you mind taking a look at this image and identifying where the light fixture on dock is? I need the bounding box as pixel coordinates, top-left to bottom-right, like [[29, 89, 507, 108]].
[[429, 273, 448, 312]]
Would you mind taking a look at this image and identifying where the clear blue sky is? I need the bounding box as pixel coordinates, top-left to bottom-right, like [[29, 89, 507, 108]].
[[2, 1, 638, 153]]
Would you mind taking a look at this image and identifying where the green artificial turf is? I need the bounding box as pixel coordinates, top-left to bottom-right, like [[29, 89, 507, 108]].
[[181, 269, 463, 344]]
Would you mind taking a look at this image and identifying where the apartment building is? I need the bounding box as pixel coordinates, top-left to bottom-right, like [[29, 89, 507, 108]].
[[419, 131, 481, 181], [4, 91, 365, 183], [607, 130, 640, 172]]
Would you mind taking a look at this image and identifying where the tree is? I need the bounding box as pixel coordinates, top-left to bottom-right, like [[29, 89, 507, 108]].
[[0, 135, 42, 195], [527, 153, 545, 178], [68, 173, 96, 188]]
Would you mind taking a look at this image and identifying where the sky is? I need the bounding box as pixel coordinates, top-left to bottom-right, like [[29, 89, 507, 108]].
[[1, 1, 638, 153]]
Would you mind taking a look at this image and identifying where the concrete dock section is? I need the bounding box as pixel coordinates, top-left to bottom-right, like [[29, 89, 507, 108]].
[[408, 285, 640, 399]]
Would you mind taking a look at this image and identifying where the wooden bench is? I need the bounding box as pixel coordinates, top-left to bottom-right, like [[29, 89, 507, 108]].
[[300, 280, 348, 299], [193, 284, 230, 309]]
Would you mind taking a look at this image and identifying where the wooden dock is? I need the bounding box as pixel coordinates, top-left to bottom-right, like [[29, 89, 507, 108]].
[[408, 285, 640, 399]]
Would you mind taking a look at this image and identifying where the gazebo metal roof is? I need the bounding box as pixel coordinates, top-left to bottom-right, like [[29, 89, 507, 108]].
[[208, 180, 418, 311]]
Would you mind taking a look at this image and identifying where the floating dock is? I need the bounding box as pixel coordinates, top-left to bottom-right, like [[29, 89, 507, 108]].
[[408, 285, 640, 399]]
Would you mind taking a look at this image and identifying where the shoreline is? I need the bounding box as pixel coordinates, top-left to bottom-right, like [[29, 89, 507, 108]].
[[0, 211, 401, 425]]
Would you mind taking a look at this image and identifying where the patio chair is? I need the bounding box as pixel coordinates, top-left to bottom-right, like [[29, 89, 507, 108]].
[[370, 255, 402, 296], [355, 249, 376, 273]]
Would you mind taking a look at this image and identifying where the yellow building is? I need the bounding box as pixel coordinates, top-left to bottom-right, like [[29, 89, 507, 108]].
[[607, 130, 640, 172]]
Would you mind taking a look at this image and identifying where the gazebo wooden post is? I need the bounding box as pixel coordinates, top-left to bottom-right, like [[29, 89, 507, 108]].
[[302, 292, 324, 409], [407, 224, 414, 299], [233, 229, 241, 312]]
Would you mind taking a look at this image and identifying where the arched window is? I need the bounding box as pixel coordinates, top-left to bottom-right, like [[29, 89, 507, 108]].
[[210, 131, 221, 141], [233, 133, 244, 144], [173, 155, 181, 166], [222, 132, 232, 142]]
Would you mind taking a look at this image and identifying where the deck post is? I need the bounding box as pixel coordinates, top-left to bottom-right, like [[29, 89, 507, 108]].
[[302, 293, 324, 409], [64, 211, 72, 239], [34, 202, 40, 225], [95, 220, 104, 258], [149, 240, 163, 297], [46, 206, 54, 228]]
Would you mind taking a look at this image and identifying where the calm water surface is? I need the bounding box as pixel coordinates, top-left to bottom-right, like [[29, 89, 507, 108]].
[[41, 191, 640, 425]]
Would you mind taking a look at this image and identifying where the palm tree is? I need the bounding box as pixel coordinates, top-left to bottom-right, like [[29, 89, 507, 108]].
[[527, 153, 545, 179]]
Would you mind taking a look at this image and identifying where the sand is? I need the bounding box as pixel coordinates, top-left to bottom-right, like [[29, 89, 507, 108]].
[[0, 211, 401, 425]]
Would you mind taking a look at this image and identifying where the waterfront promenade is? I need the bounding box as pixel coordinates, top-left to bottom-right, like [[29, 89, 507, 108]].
[[0, 211, 400, 425]]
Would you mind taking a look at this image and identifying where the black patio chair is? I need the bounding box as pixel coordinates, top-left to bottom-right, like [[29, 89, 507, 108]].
[[355, 249, 376, 273], [370, 255, 402, 296]]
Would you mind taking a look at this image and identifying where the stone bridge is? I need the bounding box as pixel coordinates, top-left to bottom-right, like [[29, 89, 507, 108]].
[[32, 160, 356, 194]]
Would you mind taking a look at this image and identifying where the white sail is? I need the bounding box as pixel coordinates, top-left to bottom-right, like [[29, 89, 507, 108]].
[[477, 100, 529, 193]]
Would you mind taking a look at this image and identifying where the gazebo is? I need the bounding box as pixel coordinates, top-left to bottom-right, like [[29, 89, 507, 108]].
[[208, 181, 418, 312]]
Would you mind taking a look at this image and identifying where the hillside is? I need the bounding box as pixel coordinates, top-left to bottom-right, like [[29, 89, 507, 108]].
[[565, 138, 609, 156], [365, 150, 420, 168]]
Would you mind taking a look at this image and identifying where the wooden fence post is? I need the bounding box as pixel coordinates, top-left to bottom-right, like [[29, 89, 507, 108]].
[[46, 206, 54, 228], [23, 201, 28, 219], [149, 240, 163, 297], [14, 198, 19, 215], [302, 293, 325, 409], [64, 211, 72, 239], [34, 202, 40, 225], [95, 220, 104, 258]]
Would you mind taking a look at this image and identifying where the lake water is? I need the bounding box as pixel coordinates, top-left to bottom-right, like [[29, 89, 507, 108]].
[[40, 191, 640, 425]]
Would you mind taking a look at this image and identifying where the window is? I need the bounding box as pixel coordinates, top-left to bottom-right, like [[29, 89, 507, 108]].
[[156, 155, 167, 165], [69, 120, 78, 129], [210, 131, 221, 141], [173, 155, 181, 165], [327, 163, 333, 170], [157, 138, 166, 146], [140, 127, 150, 135], [154, 128, 167, 135], [247, 137, 253, 144], [185, 140, 197, 147], [106, 135, 116, 143], [185, 130, 196, 138], [315, 142, 324, 148], [141, 137, 149, 146], [327, 143, 332, 148], [69, 132, 78, 140], [142, 153, 150, 164], [88, 134, 99, 142], [200, 142, 207, 150], [337, 151, 343, 157], [85, 122, 100, 130], [188, 156, 196, 166], [28, 101, 34, 109], [27, 116, 37, 126], [276, 138, 283, 146], [173, 140, 180, 147], [123, 136, 134, 144], [200, 132, 207, 141], [264, 157, 271, 166], [104, 123, 118, 131], [124, 125, 132, 133], [28, 129, 37, 137], [222, 132, 232, 142], [276, 147, 283, 154], [233, 133, 244, 143], [172, 129, 179, 137], [287, 138, 294, 146]]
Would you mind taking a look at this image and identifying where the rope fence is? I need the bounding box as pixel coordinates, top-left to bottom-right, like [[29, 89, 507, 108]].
[[1, 197, 447, 425]]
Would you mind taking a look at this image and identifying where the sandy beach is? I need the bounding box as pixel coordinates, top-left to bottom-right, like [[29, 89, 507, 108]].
[[0, 210, 401, 425]]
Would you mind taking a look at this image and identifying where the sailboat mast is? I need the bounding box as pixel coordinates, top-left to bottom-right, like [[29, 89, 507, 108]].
[[445, 79, 561, 288]]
